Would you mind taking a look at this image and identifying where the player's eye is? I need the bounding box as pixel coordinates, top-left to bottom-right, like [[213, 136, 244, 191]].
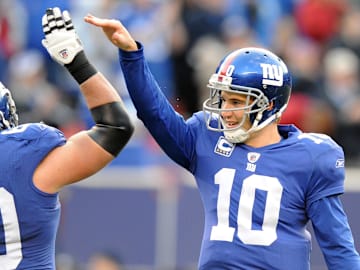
[[231, 99, 247, 106]]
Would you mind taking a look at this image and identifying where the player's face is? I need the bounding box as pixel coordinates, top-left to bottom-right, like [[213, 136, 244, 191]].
[[220, 91, 252, 130]]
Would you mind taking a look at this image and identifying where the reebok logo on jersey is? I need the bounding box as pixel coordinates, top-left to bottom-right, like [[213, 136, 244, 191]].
[[335, 159, 345, 168], [214, 136, 235, 157]]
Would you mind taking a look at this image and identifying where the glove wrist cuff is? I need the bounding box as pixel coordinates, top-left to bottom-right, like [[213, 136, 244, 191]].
[[65, 51, 97, 84]]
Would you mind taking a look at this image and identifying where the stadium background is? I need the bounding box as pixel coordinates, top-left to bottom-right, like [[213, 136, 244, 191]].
[[1, 0, 360, 269]]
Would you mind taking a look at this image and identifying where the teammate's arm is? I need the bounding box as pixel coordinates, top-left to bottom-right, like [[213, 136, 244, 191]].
[[33, 7, 134, 193]]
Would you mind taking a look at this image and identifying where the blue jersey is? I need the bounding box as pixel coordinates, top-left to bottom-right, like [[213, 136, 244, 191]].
[[119, 44, 360, 269], [0, 123, 66, 269]]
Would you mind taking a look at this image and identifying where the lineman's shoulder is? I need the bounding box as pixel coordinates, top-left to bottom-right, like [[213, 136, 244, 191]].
[[1, 123, 66, 144]]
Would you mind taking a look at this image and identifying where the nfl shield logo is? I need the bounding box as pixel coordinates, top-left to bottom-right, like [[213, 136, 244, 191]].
[[59, 49, 69, 59], [247, 152, 261, 163]]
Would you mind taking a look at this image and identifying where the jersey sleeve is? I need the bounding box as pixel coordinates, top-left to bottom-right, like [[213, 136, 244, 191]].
[[307, 195, 360, 269], [20, 123, 67, 159], [118, 43, 197, 170], [1, 123, 67, 183], [37, 124, 66, 151], [305, 136, 345, 205], [3, 123, 66, 149]]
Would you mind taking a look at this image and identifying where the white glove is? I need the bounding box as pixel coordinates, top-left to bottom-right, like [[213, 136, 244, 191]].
[[42, 7, 83, 65]]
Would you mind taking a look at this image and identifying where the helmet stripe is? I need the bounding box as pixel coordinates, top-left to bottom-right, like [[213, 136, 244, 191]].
[[218, 50, 242, 76]]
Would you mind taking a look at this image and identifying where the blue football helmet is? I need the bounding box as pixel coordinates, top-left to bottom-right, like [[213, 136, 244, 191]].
[[203, 47, 292, 143], [0, 82, 18, 130]]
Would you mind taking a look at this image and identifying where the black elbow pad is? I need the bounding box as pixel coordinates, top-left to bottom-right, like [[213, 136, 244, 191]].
[[88, 102, 134, 156]]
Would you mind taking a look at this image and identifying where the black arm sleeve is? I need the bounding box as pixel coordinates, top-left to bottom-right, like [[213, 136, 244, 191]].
[[65, 51, 98, 84], [87, 102, 134, 156]]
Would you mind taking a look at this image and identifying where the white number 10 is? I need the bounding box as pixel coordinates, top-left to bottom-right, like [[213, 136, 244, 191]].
[[0, 187, 22, 268], [210, 168, 283, 246]]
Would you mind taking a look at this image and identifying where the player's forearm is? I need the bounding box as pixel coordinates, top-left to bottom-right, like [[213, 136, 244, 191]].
[[79, 72, 121, 109], [118, 43, 170, 119], [77, 67, 134, 156], [63, 50, 119, 108], [119, 43, 194, 167], [64, 48, 133, 156], [76, 70, 134, 156], [78, 73, 134, 156]]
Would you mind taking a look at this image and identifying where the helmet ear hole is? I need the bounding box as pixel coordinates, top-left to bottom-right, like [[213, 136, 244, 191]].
[[257, 96, 269, 109], [266, 100, 274, 111]]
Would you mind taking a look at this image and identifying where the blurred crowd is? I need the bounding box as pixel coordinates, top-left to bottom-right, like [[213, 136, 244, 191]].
[[2, 0, 360, 164], [56, 251, 125, 270]]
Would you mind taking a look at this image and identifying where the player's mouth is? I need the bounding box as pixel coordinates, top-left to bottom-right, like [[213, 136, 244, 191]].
[[224, 121, 239, 128]]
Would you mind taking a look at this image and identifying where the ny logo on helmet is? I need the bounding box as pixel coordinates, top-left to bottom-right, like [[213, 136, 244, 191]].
[[260, 63, 283, 87]]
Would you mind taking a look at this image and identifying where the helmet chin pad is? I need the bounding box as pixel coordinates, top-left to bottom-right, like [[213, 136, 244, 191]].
[[224, 128, 249, 143]]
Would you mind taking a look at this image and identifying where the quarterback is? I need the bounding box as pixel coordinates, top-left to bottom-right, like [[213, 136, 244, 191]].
[[85, 14, 360, 270]]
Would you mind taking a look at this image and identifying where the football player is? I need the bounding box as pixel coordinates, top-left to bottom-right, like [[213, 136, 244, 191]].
[[0, 8, 133, 269], [85, 14, 360, 270]]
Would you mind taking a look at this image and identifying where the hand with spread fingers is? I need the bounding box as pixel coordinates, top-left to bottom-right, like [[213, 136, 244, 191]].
[[84, 14, 138, 52], [42, 7, 83, 65]]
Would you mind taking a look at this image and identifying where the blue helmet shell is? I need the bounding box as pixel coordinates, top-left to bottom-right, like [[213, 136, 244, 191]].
[[0, 82, 18, 130], [214, 47, 292, 124]]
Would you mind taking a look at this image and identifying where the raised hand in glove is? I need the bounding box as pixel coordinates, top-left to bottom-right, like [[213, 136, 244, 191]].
[[42, 7, 83, 65], [42, 7, 97, 84]]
